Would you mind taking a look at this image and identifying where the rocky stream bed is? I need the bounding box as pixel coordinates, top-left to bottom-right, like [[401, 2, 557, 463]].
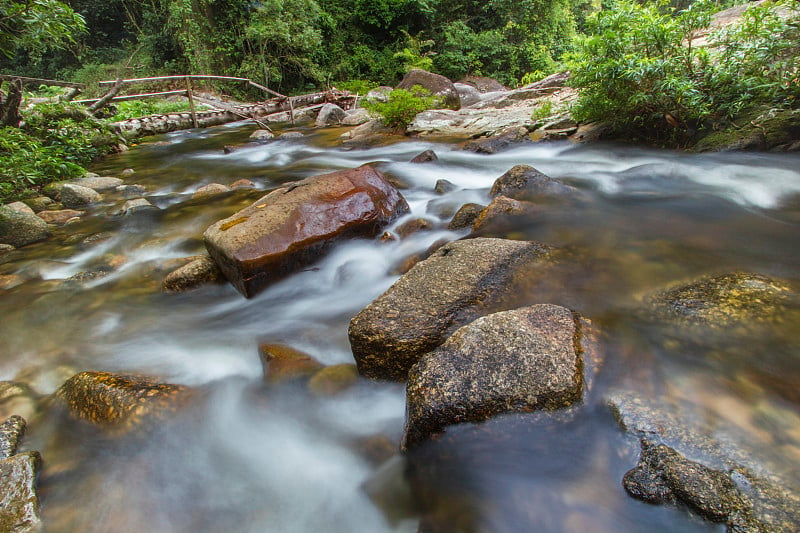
[[1, 89, 800, 532]]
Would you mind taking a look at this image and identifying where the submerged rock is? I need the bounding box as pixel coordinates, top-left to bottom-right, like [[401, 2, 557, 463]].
[[349, 238, 551, 381], [258, 343, 323, 384], [192, 183, 231, 200], [36, 209, 84, 225], [471, 195, 539, 234], [397, 69, 460, 110], [307, 364, 360, 396], [645, 272, 796, 329], [0, 452, 42, 533], [54, 371, 192, 432], [204, 165, 409, 298], [161, 255, 223, 293], [624, 440, 800, 532], [0, 206, 50, 248], [410, 150, 438, 164], [489, 165, 579, 201], [434, 179, 455, 194], [249, 129, 274, 141], [403, 304, 586, 449]]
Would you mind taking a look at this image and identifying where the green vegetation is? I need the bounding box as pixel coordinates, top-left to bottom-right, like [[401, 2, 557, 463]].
[[362, 85, 439, 129], [567, 0, 800, 142], [109, 99, 198, 121], [0, 103, 117, 203]]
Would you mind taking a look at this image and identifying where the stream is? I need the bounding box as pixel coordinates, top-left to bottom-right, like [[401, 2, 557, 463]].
[[1, 121, 800, 532]]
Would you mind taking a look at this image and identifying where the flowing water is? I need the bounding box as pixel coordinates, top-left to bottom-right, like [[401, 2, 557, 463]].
[[1, 121, 799, 532]]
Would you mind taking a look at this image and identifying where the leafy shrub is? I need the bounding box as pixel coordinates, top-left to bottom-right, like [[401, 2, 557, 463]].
[[334, 80, 380, 95], [567, 0, 800, 142], [110, 99, 198, 121], [362, 85, 440, 128]]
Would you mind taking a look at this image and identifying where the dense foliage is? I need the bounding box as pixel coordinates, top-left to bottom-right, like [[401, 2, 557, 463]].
[[567, 0, 800, 141], [362, 85, 439, 128], [0, 103, 117, 203]]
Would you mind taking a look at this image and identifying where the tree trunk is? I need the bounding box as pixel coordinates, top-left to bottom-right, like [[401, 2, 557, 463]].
[[0, 79, 22, 127]]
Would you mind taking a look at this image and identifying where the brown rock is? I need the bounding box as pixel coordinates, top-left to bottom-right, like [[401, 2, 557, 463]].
[[410, 150, 438, 163], [5, 202, 34, 215], [0, 452, 42, 533], [204, 165, 409, 297], [395, 218, 435, 239], [0, 415, 25, 459], [349, 238, 551, 381], [397, 69, 460, 110], [458, 76, 507, 93], [489, 165, 579, 201], [54, 371, 192, 432], [447, 203, 484, 231], [230, 179, 256, 189], [472, 195, 539, 233], [307, 364, 359, 396], [258, 344, 323, 383], [36, 209, 85, 225]]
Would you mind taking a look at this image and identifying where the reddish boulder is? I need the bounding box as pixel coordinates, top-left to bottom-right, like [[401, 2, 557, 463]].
[[204, 165, 409, 297], [397, 69, 461, 110]]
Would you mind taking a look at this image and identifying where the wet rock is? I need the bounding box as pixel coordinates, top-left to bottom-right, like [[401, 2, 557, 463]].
[[623, 440, 800, 531], [116, 184, 147, 198], [6, 202, 34, 215], [22, 197, 53, 213], [342, 108, 371, 126], [316, 103, 347, 127], [54, 371, 192, 432], [162, 255, 223, 293], [121, 198, 157, 215], [402, 304, 585, 449], [71, 176, 123, 191], [397, 69, 461, 111], [36, 209, 84, 225], [490, 165, 579, 201], [340, 119, 395, 146], [121, 168, 135, 176], [259, 343, 324, 383], [42, 181, 66, 201], [395, 217, 435, 238], [645, 272, 796, 329], [60, 183, 101, 208], [0, 415, 25, 459], [0, 274, 24, 289], [472, 195, 539, 234], [353, 434, 396, 466], [391, 238, 449, 275], [453, 83, 481, 107], [458, 76, 506, 93], [410, 150, 438, 164], [447, 203, 484, 231], [279, 131, 305, 139], [249, 129, 274, 141], [230, 179, 256, 189], [349, 238, 551, 381], [0, 452, 42, 533], [307, 364, 360, 396], [0, 205, 50, 248], [433, 179, 455, 194], [463, 127, 532, 154], [192, 183, 231, 200], [204, 165, 409, 298]]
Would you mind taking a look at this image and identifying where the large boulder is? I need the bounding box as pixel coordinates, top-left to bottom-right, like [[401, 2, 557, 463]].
[[403, 304, 587, 449], [315, 103, 347, 126], [60, 183, 101, 208], [70, 176, 123, 191], [204, 165, 409, 297], [397, 69, 460, 111], [349, 238, 551, 381], [0, 452, 42, 533], [490, 165, 580, 201], [0, 206, 49, 248], [54, 371, 192, 433], [453, 83, 481, 107], [458, 76, 507, 93]]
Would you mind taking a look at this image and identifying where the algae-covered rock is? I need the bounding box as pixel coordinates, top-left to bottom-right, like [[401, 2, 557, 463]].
[[0, 206, 50, 248], [54, 371, 192, 432], [349, 238, 551, 381], [0, 452, 42, 533], [403, 304, 586, 449], [646, 272, 796, 328], [307, 364, 359, 396]]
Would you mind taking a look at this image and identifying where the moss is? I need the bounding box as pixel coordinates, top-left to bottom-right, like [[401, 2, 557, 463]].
[[694, 107, 800, 152]]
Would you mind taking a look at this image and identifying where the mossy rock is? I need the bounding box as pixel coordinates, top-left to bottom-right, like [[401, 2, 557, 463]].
[[694, 107, 800, 152]]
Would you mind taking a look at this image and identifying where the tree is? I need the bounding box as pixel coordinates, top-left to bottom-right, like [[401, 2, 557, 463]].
[[0, 0, 86, 59]]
